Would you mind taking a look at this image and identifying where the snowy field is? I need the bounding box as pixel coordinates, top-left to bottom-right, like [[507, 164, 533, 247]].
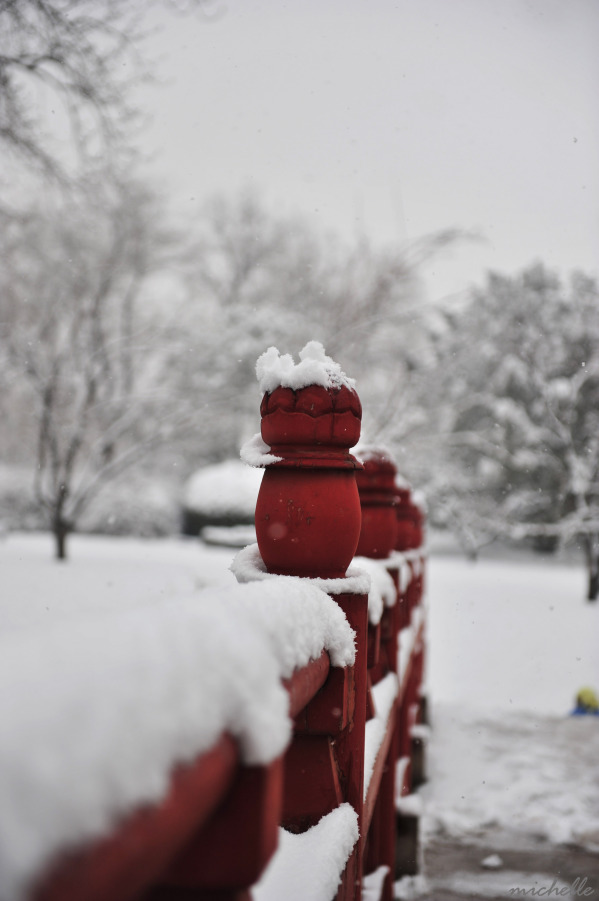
[[1, 531, 598, 897], [426, 552, 597, 716], [0, 533, 237, 633]]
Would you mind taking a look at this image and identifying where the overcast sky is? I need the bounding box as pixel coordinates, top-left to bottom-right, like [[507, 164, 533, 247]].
[[138, 0, 599, 300]]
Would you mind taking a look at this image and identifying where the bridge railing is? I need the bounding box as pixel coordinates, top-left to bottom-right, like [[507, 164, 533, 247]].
[[12, 344, 428, 901], [19, 521, 426, 901]]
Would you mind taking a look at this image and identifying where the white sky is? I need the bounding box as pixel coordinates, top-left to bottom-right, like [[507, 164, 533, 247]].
[[137, 0, 599, 300]]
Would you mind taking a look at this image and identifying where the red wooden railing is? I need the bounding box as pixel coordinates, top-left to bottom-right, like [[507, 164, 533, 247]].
[[20, 353, 428, 901], [28, 544, 426, 901]]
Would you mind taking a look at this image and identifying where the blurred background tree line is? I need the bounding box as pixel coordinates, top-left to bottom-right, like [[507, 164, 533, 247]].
[[0, 0, 597, 598]]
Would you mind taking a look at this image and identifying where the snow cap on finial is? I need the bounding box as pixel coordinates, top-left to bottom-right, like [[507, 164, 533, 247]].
[[256, 341, 356, 394]]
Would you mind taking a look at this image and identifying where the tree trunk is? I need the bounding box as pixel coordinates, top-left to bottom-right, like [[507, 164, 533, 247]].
[[54, 520, 69, 561], [584, 534, 599, 602]]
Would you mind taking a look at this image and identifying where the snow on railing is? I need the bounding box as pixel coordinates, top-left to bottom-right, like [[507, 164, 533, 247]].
[[8, 343, 428, 901]]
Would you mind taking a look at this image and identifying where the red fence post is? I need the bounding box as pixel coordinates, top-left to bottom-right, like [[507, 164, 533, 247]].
[[22, 346, 429, 901], [254, 365, 369, 900], [393, 479, 428, 880], [354, 448, 398, 560], [354, 447, 402, 901]]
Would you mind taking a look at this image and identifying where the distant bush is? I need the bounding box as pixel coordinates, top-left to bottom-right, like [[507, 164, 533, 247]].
[[182, 460, 263, 536], [0, 466, 180, 538]]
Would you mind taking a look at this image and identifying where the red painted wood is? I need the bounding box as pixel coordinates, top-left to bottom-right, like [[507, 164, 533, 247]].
[[384, 602, 399, 678], [356, 504, 397, 559], [331, 591, 369, 901], [394, 488, 425, 552], [164, 757, 283, 890], [363, 700, 397, 837], [256, 382, 364, 578], [367, 621, 381, 669], [260, 384, 362, 450], [397, 586, 409, 631], [355, 451, 398, 558], [406, 562, 416, 615], [282, 736, 344, 831], [255, 466, 362, 578], [32, 735, 239, 901], [283, 650, 330, 719], [145, 887, 251, 901], [366, 673, 376, 722], [295, 665, 352, 735], [365, 708, 400, 901], [367, 569, 399, 685], [380, 603, 395, 643]]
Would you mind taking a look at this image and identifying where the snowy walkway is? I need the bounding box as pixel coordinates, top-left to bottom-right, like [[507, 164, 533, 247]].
[[399, 550, 599, 899], [415, 837, 599, 900]]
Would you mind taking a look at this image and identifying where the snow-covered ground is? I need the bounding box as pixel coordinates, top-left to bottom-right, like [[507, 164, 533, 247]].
[[1, 531, 598, 898], [426, 554, 597, 716], [423, 553, 599, 851], [409, 550, 599, 899], [0, 532, 237, 633]]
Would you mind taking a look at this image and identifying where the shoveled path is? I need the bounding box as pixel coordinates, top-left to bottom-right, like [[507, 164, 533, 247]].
[[401, 707, 599, 899], [413, 835, 599, 899]]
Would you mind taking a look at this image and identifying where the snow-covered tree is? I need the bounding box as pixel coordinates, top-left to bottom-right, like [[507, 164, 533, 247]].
[[174, 192, 458, 461], [0, 181, 189, 558], [435, 263, 599, 598]]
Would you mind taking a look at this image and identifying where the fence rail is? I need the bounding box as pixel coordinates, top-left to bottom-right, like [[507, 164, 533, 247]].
[[29, 546, 426, 901], [20, 356, 428, 901]]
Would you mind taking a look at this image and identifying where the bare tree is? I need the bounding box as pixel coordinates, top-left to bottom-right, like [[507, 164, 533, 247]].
[[0, 0, 150, 185], [0, 180, 188, 558]]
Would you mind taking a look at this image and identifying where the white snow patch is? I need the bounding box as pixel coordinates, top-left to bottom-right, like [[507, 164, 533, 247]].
[[240, 433, 282, 468], [389, 550, 426, 592], [362, 865, 389, 900], [426, 555, 598, 715], [410, 723, 430, 742], [227, 578, 356, 675], [398, 607, 425, 688], [393, 874, 429, 899], [232, 542, 371, 600], [252, 803, 359, 901], [364, 673, 399, 800], [396, 793, 423, 817], [353, 444, 396, 465], [396, 756, 410, 797], [397, 561, 412, 593], [231, 547, 356, 667], [0, 533, 237, 632], [184, 459, 263, 518], [421, 704, 599, 849], [411, 490, 427, 514], [481, 853, 503, 869], [256, 341, 356, 394], [355, 557, 397, 620], [200, 524, 257, 548]]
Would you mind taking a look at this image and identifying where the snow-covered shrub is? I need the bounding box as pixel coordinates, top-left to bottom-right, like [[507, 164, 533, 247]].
[[78, 474, 180, 538], [182, 460, 263, 535], [0, 466, 45, 532]]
